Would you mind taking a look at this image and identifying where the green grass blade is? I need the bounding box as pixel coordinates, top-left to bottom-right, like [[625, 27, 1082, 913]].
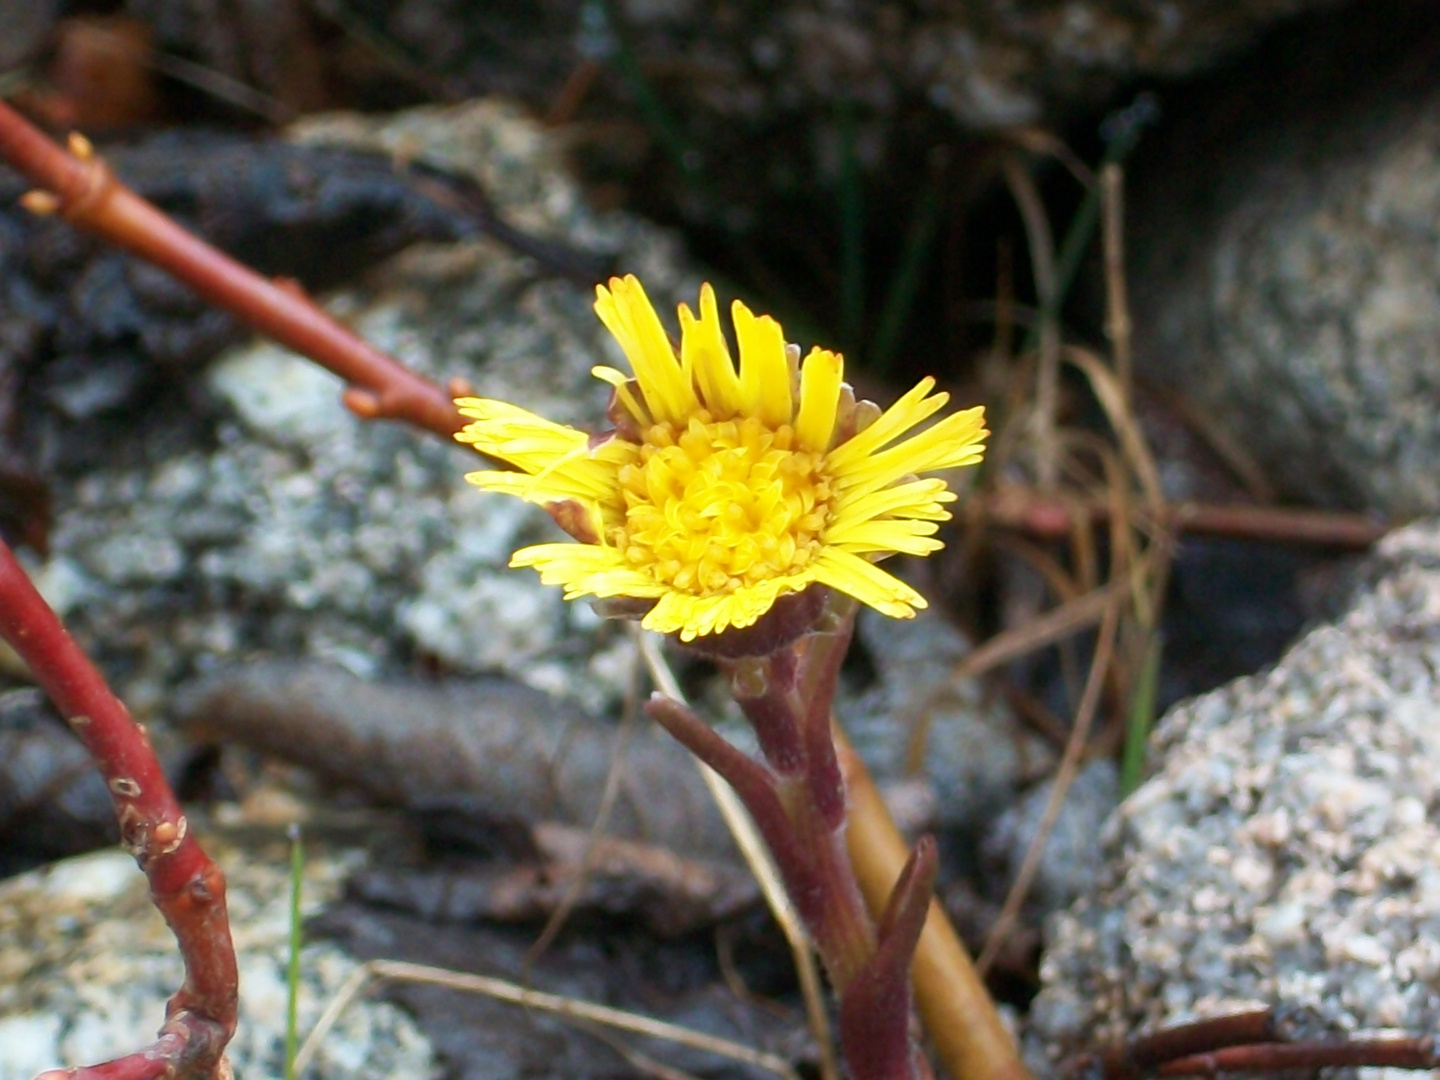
[[283, 822, 305, 1080], [1120, 633, 1163, 797]]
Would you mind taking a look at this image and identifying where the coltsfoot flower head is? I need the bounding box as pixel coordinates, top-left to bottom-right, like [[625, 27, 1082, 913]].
[[456, 275, 987, 642]]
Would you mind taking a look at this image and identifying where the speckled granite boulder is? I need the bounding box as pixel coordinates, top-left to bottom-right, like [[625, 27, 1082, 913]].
[[1130, 15, 1440, 516], [1027, 519, 1440, 1070], [0, 836, 437, 1080]]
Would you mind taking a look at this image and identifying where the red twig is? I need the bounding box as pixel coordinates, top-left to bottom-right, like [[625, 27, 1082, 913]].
[[978, 486, 1389, 549], [1157, 1038, 1440, 1077], [0, 100, 465, 439], [0, 539, 237, 1080], [1072, 1008, 1440, 1080], [1069, 1009, 1279, 1080]]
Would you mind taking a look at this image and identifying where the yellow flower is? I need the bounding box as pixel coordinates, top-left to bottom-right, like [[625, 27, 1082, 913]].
[[456, 276, 987, 642]]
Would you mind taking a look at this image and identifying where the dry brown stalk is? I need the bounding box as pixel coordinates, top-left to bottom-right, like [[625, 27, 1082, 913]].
[[975, 595, 1120, 974]]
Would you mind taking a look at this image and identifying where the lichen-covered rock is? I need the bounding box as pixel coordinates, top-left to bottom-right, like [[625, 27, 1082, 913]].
[[0, 838, 437, 1080], [1130, 19, 1440, 516], [1027, 520, 1440, 1070]]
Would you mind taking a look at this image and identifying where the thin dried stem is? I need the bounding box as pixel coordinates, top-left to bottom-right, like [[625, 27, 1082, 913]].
[[976, 486, 1388, 549], [294, 959, 800, 1080], [1100, 164, 1133, 393], [1001, 155, 1061, 490], [975, 594, 1121, 974], [903, 578, 1125, 774], [0, 539, 237, 1080], [1064, 347, 1164, 515]]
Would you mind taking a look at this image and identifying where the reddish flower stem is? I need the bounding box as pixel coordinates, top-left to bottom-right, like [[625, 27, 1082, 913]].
[[643, 694, 811, 887], [0, 539, 237, 1080], [840, 838, 939, 1080], [0, 100, 465, 439], [794, 605, 855, 831], [658, 596, 946, 1080], [838, 727, 1032, 1080]]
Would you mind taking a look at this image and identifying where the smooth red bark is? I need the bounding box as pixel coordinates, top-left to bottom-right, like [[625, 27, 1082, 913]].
[[0, 540, 237, 1080]]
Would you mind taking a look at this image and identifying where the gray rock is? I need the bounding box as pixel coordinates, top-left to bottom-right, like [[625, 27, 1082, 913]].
[[838, 606, 1054, 833], [1027, 519, 1440, 1070], [982, 759, 1117, 918], [0, 840, 437, 1080], [128, 1, 1346, 136], [1131, 28, 1440, 516], [631, 0, 1343, 133], [29, 100, 699, 724]]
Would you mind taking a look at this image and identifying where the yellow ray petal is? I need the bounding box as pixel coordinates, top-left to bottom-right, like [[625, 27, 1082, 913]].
[[731, 299, 791, 427], [641, 590, 711, 640], [641, 574, 815, 640], [825, 378, 951, 473], [511, 543, 668, 600], [828, 477, 956, 527], [824, 520, 945, 556], [456, 396, 585, 441], [680, 283, 743, 417], [810, 548, 928, 618], [590, 365, 652, 426], [795, 347, 844, 453], [594, 276, 695, 424], [832, 407, 988, 498], [455, 398, 590, 469], [461, 469, 607, 509]]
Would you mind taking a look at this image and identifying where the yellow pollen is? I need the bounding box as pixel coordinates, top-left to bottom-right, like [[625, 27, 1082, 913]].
[[613, 415, 831, 596]]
